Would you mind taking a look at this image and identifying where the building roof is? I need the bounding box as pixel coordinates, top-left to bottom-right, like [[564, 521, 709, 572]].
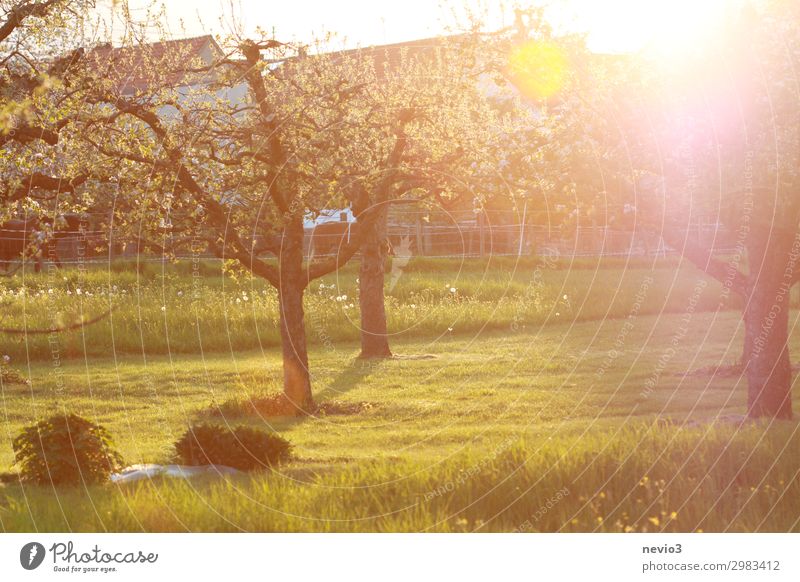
[[85, 35, 222, 94]]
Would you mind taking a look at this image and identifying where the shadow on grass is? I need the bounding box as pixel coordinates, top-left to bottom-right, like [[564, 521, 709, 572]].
[[199, 356, 389, 431]]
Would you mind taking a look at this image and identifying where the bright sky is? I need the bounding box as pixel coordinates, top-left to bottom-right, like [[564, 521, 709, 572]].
[[94, 0, 744, 54]]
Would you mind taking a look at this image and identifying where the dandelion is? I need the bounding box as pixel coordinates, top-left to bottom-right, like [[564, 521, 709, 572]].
[[669, 511, 678, 520]]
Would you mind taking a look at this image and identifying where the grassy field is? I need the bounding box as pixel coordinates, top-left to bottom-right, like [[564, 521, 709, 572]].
[[1, 256, 794, 362], [1, 268, 798, 532]]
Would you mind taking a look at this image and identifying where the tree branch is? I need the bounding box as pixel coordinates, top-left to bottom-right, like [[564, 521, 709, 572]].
[[661, 226, 750, 297]]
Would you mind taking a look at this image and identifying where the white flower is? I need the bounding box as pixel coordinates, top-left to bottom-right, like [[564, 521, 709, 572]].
[[349, 303, 354, 308], [76, 288, 82, 295], [450, 287, 457, 293], [2, 355, 10, 364], [447, 326, 454, 332], [236, 298, 241, 303], [410, 304, 416, 308], [563, 294, 568, 300], [47, 289, 53, 294], [161, 306, 166, 312], [66, 290, 72, 295], [341, 294, 347, 301], [177, 290, 183, 297]]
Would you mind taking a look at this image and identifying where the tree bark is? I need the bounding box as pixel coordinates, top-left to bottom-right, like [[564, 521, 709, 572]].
[[743, 230, 795, 420], [277, 220, 314, 413], [277, 282, 313, 412], [359, 205, 393, 358]]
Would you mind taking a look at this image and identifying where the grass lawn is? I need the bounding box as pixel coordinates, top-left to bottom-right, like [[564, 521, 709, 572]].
[[1, 308, 798, 532]]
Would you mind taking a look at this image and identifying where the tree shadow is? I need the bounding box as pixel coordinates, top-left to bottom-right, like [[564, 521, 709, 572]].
[[315, 356, 389, 401], [203, 356, 390, 431]]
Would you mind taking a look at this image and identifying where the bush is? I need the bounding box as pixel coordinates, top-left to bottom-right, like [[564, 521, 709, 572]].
[[13, 414, 123, 486], [174, 424, 291, 471]]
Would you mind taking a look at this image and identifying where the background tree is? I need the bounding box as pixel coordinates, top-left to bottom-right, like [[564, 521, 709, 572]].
[[604, 0, 800, 419]]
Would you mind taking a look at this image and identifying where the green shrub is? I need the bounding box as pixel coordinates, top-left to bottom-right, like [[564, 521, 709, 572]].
[[174, 424, 291, 471], [13, 414, 123, 486]]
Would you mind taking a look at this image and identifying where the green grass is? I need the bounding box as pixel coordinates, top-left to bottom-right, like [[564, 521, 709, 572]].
[[1, 304, 798, 532], [2, 256, 795, 362]]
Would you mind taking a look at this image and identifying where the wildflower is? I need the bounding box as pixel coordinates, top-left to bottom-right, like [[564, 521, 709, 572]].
[[160, 306, 166, 312], [76, 288, 82, 295], [447, 327, 454, 332], [563, 294, 568, 300], [410, 304, 416, 309], [236, 298, 242, 304], [2, 355, 10, 364], [669, 512, 678, 520], [177, 290, 183, 297], [348, 303, 354, 308], [648, 516, 660, 527], [450, 287, 457, 293], [47, 289, 53, 294]]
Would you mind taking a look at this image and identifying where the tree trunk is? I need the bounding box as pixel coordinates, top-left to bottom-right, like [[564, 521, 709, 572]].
[[359, 205, 392, 358], [743, 231, 794, 420], [277, 220, 314, 414], [278, 282, 314, 413]]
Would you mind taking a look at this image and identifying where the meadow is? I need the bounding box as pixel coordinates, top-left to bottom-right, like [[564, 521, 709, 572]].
[[0, 257, 798, 532]]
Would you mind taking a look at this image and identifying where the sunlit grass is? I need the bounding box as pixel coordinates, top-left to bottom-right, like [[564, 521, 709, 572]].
[[0, 256, 788, 362], [1, 304, 798, 532]]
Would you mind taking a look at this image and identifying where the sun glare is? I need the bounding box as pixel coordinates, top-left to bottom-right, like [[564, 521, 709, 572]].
[[507, 41, 567, 101], [578, 0, 740, 58]]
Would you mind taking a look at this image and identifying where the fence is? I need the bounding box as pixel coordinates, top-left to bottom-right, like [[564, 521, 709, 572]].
[[0, 221, 739, 267]]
